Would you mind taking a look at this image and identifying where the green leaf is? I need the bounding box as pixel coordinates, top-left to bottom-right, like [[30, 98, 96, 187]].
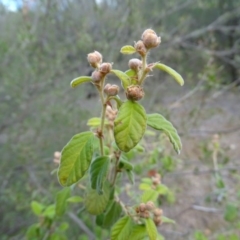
[[102, 201, 122, 228], [85, 181, 110, 215], [126, 170, 135, 184], [147, 113, 182, 154], [156, 184, 169, 195], [110, 69, 131, 89], [119, 158, 133, 171], [58, 131, 94, 186], [154, 63, 184, 86], [141, 189, 159, 203], [26, 224, 40, 239], [70, 76, 92, 88], [96, 214, 105, 227], [90, 156, 110, 194], [87, 117, 109, 127], [31, 201, 44, 216], [128, 225, 148, 240], [42, 205, 55, 219], [120, 45, 136, 54], [114, 101, 147, 152], [194, 231, 208, 240], [139, 183, 152, 191], [55, 187, 71, 217], [111, 215, 133, 240], [145, 218, 158, 240], [161, 216, 175, 224], [59, 222, 69, 231], [67, 196, 83, 203]]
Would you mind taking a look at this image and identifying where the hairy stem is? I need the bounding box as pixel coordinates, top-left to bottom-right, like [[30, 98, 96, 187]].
[[111, 151, 121, 186], [139, 54, 148, 85]]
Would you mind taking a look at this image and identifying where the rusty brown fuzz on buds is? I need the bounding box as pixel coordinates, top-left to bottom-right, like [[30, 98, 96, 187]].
[[128, 58, 142, 72], [87, 51, 102, 68], [104, 84, 119, 96], [142, 29, 161, 49], [134, 40, 147, 56], [91, 70, 104, 83], [126, 85, 144, 101], [100, 62, 112, 74]]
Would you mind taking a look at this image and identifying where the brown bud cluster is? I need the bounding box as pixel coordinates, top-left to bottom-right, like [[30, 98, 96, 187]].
[[99, 62, 112, 74], [106, 105, 118, 126], [134, 40, 147, 56], [136, 201, 163, 226], [104, 84, 119, 96], [87, 51, 102, 68], [53, 151, 61, 164], [141, 29, 161, 49], [128, 58, 142, 72], [151, 173, 161, 189], [126, 85, 144, 101], [91, 70, 105, 83]]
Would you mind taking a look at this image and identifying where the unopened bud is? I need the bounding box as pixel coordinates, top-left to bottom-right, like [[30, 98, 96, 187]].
[[126, 85, 144, 101], [134, 40, 147, 56], [104, 84, 119, 96], [87, 51, 102, 68], [100, 62, 112, 74], [153, 208, 163, 217], [54, 151, 61, 159], [139, 203, 146, 212], [128, 58, 142, 71], [145, 201, 155, 211], [91, 70, 104, 82], [153, 216, 162, 226], [142, 29, 161, 49]]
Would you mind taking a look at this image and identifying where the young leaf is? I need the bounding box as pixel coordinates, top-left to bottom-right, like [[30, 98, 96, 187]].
[[128, 224, 148, 240], [111, 215, 133, 240], [87, 117, 109, 128], [126, 170, 135, 184], [145, 218, 158, 240], [70, 76, 92, 88], [26, 224, 40, 239], [55, 187, 71, 217], [120, 45, 136, 54], [161, 216, 176, 224], [141, 189, 159, 203], [154, 63, 184, 86], [85, 181, 110, 215], [90, 156, 110, 194], [67, 196, 83, 203], [102, 201, 122, 228], [114, 101, 147, 152], [119, 158, 134, 171], [156, 184, 169, 195], [110, 69, 131, 89], [42, 204, 55, 219], [147, 114, 182, 154], [58, 131, 94, 186], [31, 201, 45, 216]]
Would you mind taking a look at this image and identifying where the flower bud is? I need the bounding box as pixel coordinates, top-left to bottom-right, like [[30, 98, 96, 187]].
[[153, 208, 163, 217], [139, 203, 146, 212], [142, 29, 161, 49], [100, 62, 112, 74], [91, 70, 104, 82], [104, 84, 119, 96], [128, 58, 142, 71], [54, 151, 61, 159], [87, 51, 102, 68], [145, 201, 155, 211], [153, 216, 162, 226], [126, 85, 144, 101], [134, 40, 147, 56]]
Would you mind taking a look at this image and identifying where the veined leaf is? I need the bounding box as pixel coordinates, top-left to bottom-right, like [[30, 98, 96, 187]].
[[154, 63, 184, 86], [125, 69, 137, 77], [70, 76, 92, 88], [141, 189, 159, 203], [55, 187, 71, 217], [128, 224, 148, 240], [145, 218, 158, 240], [85, 181, 110, 215], [114, 101, 147, 152], [119, 158, 134, 171], [90, 156, 110, 194], [120, 45, 136, 54], [110, 69, 131, 89], [147, 114, 182, 154], [111, 215, 133, 240], [58, 132, 94, 186]]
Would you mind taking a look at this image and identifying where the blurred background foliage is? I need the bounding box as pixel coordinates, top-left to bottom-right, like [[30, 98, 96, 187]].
[[0, 0, 240, 239]]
